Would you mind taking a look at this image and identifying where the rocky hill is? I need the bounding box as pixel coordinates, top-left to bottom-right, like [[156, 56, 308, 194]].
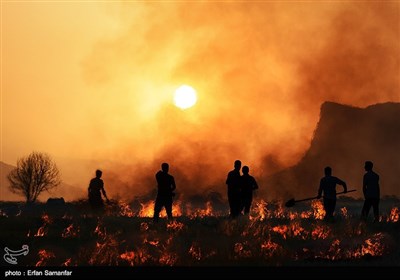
[[266, 102, 400, 199]]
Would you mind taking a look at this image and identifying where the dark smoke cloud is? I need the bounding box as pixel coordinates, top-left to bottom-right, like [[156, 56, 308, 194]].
[[81, 2, 399, 201]]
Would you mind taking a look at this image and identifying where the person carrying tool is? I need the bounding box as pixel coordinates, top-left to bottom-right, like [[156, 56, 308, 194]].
[[317, 166, 347, 221]]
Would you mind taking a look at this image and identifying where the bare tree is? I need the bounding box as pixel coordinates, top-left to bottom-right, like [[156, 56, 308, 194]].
[[7, 152, 61, 203]]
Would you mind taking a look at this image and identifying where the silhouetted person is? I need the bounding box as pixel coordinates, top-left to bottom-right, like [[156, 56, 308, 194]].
[[240, 166, 259, 215], [226, 160, 242, 218], [317, 166, 347, 221], [88, 169, 109, 212], [361, 161, 380, 222], [154, 163, 176, 222]]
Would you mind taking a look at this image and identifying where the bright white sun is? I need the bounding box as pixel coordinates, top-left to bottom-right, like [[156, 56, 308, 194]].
[[173, 85, 197, 109]]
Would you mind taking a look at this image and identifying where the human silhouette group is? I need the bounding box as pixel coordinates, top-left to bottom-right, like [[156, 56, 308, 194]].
[[87, 160, 380, 223], [226, 160, 258, 218]]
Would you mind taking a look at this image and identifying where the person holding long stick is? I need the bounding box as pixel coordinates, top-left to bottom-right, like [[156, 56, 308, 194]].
[[317, 166, 347, 221]]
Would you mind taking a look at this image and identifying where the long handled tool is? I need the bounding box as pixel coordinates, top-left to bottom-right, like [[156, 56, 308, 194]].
[[284, 189, 356, 208]]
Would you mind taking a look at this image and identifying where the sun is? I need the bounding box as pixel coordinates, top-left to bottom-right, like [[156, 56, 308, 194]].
[[173, 85, 197, 109]]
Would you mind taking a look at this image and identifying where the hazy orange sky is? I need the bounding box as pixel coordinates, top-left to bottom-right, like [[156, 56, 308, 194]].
[[1, 1, 399, 200]]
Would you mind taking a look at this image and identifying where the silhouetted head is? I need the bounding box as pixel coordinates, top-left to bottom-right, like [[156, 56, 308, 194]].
[[234, 160, 242, 170], [365, 161, 373, 171], [242, 166, 249, 175], [95, 169, 102, 178], [161, 162, 169, 173], [324, 166, 332, 176]]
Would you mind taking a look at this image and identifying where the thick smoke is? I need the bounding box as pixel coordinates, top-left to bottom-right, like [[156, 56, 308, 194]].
[[80, 2, 399, 201]]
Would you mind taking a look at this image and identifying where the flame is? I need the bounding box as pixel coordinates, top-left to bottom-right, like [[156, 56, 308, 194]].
[[41, 213, 52, 224], [62, 224, 80, 238], [140, 222, 149, 232], [166, 220, 185, 232], [34, 226, 47, 237], [347, 233, 386, 259], [33, 213, 52, 237], [119, 201, 135, 217], [159, 253, 178, 266], [251, 199, 269, 221], [147, 240, 159, 247], [327, 239, 341, 260], [187, 201, 215, 218], [272, 225, 289, 239], [360, 233, 386, 257], [261, 240, 280, 258], [272, 223, 308, 240], [273, 204, 285, 219], [290, 222, 307, 239], [120, 251, 135, 266], [300, 210, 312, 219], [138, 201, 155, 217], [234, 242, 252, 258], [36, 249, 55, 266], [311, 225, 331, 240], [94, 221, 107, 239], [172, 202, 182, 217], [311, 200, 326, 220], [189, 243, 202, 261], [0, 209, 8, 217], [62, 258, 72, 266], [6, 199, 398, 265], [89, 235, 120, 265], [288, 212, 298, 220], [138, 200, 182, 218], [340, 207, 348, 218], [388, 207, 399, 222]]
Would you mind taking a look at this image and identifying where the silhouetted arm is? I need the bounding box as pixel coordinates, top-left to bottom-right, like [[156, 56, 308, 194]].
[[171, 177, 176, 192], [317, 179, 323, 198], [225, 173, 230, 185], [337, 178, 347, 193], [101, 184, 109, 202], [252, 177, 259, 190], [363, 174, 367, 197]]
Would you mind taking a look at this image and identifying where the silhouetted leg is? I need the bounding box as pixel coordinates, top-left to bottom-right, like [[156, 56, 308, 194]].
[[165, 197, 173, 220], [324, 198, 336, 220], [153, 197, 163, 222], [232, 192, 241, 217], [243, 195, 252, 215], [91, 198, 104, 216], [372, 198, 380, 222], [361, 199, 372, 220]]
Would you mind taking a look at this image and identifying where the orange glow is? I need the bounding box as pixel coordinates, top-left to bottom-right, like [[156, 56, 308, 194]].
[[1, 2, 399, 203]]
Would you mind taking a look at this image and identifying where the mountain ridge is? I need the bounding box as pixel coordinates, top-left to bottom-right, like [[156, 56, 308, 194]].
[[265, 101, 400, 199]]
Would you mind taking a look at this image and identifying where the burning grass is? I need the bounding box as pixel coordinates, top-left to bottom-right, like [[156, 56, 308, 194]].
[[0, 197, 399, 266]]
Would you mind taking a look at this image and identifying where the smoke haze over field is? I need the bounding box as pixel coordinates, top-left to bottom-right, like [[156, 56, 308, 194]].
[[2, 2, 399, 201]]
